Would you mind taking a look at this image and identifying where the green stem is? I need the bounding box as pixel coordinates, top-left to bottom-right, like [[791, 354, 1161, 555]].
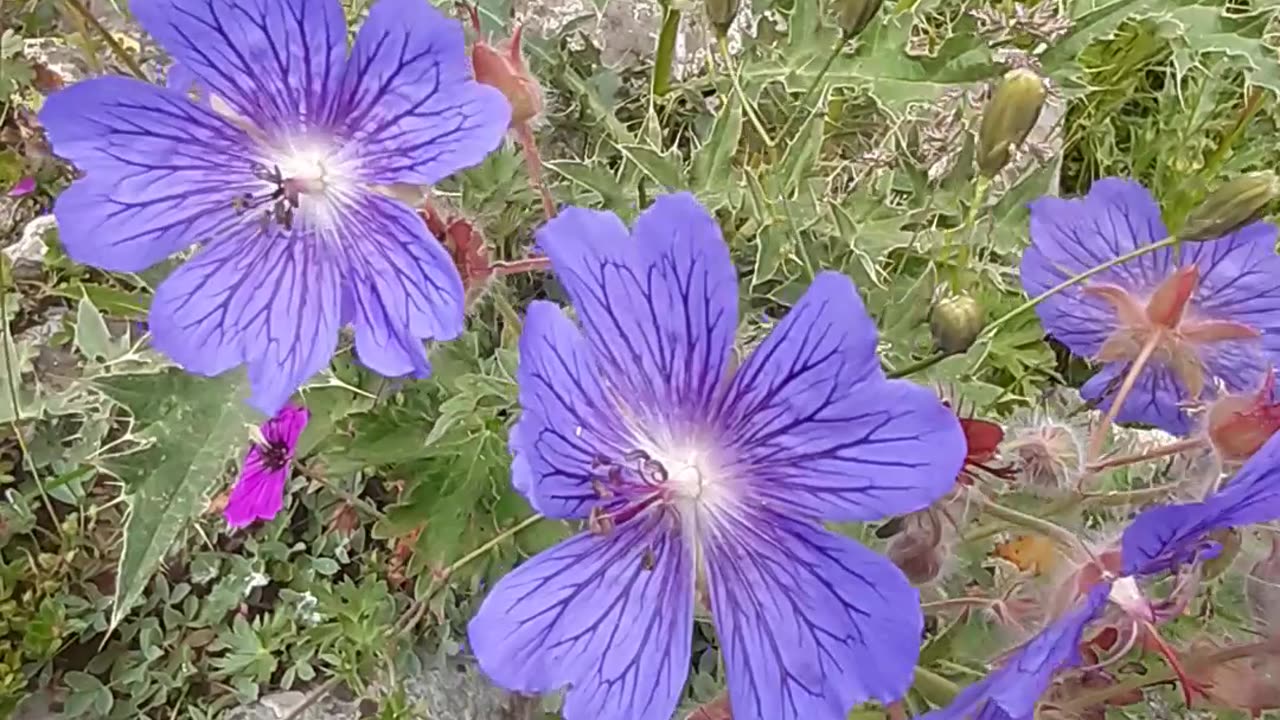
[[717, 36, 774, 148], [975, 494, 1091, 562], [886, 351, 949, 379], [892, 235, 1181, 379], [651, 5, 681, 97], [776, 31, 850, 145], [1200, 87, 1264, 183], [64, 0, 148, 80], [912, 666, 961, 707], [961, 484, 1180, 543]]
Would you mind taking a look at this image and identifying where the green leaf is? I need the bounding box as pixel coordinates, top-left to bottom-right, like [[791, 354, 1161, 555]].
[[692, 95, 744, 192], [1156, 4, 1280, 94], [778, 114, 826, 191], [1041, 0, 1164, 88], [617, 143, 687, 190], [546, 159, 629, 209], [63, 671, 112, 718], [105, 371, 260, 631], [75, 296, 114, 361]]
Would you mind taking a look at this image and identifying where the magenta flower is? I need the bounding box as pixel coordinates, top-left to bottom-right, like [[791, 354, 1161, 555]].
[[6, 177, 35, 197], [467, 194, 967, 720], [226, 404, 309, 528], [1021, 178, 1280, 435], [38, 0, 511, 415]]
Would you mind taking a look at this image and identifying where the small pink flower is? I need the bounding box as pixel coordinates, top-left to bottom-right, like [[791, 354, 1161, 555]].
[[6, 177, 35, 197], [225, 404, 309, 528]]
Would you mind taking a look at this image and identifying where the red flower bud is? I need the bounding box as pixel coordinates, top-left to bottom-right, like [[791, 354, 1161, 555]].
[[1206, 369, 1280, 463], [465, 4, 542, 127]]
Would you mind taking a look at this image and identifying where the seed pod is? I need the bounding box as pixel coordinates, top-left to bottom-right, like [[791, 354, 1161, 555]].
[[929, 291, 984, 355], [977, 69, 1047, 178], [1179, 172, 1280, 242], [835, 0, 883, 39], [704, 0, 739, 38]]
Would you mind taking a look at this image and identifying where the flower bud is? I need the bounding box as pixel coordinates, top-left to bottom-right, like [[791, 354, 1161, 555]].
[[929, 291, 984, 355], [835, 0, 883, 39], [1179, 171, 1280, 242], [977, 69, 1047, 178], [466, 5, 542, 127], [704, 0, 739, 38]]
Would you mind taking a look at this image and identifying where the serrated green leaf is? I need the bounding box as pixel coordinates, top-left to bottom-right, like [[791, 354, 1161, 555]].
[[778, 114, 826, 191], [546, 159, 628, 209], [617, 143, 687, 190], [107, 372, 260, 631], [1042, 0, 1164, 88], [692, 95, 744, 192], [75, 296, 113, 361], [1156, 4, 1280, 94]]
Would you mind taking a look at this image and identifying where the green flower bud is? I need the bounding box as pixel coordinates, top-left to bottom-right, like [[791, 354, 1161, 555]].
[[1179, 171, 1280, 242], [705, 0, 739, 38], [929, 292, 984, 355], [977, 69, 1047, 178], [835, 0, 883, 39]]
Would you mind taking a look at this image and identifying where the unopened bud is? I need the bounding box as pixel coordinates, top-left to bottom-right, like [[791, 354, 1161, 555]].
[[704, 0, 739, 38], [977, 69, 1047, 178], [1179, 172, 1280, 242], [929, 292, 984, 354], [835, 0, 883, 39], [466, 6, 542, 127]]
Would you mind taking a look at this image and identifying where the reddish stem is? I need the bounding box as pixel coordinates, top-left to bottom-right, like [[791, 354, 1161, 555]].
[[514, 122, 557, 220], [493, 256, 551, 276], [1088, 437, 1207, 472], [1086, 330, 1164, 470]]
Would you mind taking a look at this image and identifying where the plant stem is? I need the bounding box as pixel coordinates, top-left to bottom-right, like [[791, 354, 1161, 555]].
[[651, 4, 681, 97], [493, 256, 552, 276], [1054, 639, 1280, 713], [975, 494, 1091, 562], [912, 665, 961, 706], [776, 31, 850, 146], [961, 484, 1183, 543], [295, 462, 386, 522], [513, 122, 557, 220], [887, 351, 950, 379], [1085, 330, 1163, 466], [1088, 437, 1206, 472], [891, 236, 1181, 379], [431, 513, 544, 585], [63, 0, 148, 80]]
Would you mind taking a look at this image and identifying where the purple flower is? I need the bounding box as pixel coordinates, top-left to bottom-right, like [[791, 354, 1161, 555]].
[[38, 0, 511, 415], [466, 193, 967, 720], [6, 177, 36, 197], [226, 403, 309, 528], [927, 431, 1280, 719], [1021, 177, 1280, 435]]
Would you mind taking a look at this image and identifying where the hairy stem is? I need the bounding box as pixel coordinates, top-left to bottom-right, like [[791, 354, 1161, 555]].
[[514, 123, 557, 220], [1085, 330, 1163, 467], [1088, 437, 1206, 472], [975, 493, 1092, 563]]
